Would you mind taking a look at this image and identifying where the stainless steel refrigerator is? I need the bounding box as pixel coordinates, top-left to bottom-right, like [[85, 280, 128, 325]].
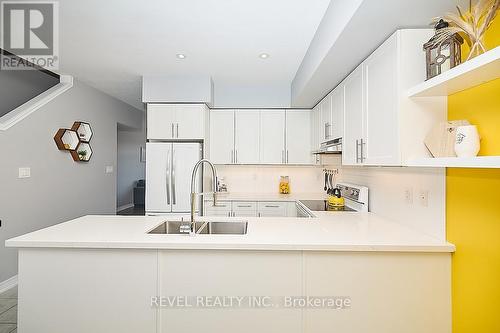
[[145, 142, 202, 215]]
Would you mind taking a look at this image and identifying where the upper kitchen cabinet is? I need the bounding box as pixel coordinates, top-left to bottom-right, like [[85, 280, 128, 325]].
[[342, 29, 446, 167], [234, 110, 260, 164], [260, 110, 285, 164], [319, 94, 332, 143], [330, 84, 344, 141], [286, 109, 312, 164], [147, 104, 208, 140], [310, 104, 321, 165], [343, 64, 364, 166], [209, 110, 235, 164]]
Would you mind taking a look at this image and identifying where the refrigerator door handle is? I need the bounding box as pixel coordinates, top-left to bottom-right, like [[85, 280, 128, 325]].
[[166, 149, 171, 205], [172, 147, 176, 205]]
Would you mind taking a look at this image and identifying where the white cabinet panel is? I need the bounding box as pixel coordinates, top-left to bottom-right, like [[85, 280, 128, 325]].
[[311, 105, 321, 165], [158, 250, 302, 333], [232, 201, 258, 217], [286, 109, 312, 164], [257, 202, 287, 217], [260, 110, 285, 164], [175, 104, 206, 139], [204, 201, 231, 217], [147, 104, 206, 140], [331, 84, 344, 140], [319, 95, 332, 142], [342, 64, 364, 166], [147, 104, 176, 139], [210, 110, 234, 164], [235, 110, 260, 164], [364, 33, 400, 165], [145, 143, 171, 212]]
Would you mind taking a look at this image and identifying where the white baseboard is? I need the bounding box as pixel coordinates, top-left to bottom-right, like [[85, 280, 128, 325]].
[[0, 275, 18, 294], [117, 203, 134, 212]]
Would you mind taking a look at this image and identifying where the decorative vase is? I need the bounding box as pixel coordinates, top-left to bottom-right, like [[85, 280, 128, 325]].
[[454, 125, 480, 157]]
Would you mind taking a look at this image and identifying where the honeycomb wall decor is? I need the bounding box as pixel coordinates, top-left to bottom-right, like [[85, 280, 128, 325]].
[[54, 121, 93, 162]]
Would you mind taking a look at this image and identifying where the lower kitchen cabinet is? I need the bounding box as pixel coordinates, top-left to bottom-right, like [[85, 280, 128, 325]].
[[232, 201, 258, 217], [257, 202, 287, 217]]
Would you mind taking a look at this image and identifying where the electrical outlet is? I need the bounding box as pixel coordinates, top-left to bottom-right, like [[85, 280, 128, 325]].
[[105, 166, 114, 174], [404, 187, 413, 205], [418, 190, 429, 207], [18, 167, 31, 178]]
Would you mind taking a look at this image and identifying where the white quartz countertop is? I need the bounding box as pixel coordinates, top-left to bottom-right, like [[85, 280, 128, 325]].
[[5, 212, 455, 253]]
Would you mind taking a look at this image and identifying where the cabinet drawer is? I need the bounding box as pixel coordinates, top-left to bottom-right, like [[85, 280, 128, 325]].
[[232, 201, 257, 211], [257, 202, 287, 217], [204, 201, 231, 216]]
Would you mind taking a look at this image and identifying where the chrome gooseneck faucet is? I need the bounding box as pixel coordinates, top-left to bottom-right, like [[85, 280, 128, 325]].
[[188, 159, 218, 235]]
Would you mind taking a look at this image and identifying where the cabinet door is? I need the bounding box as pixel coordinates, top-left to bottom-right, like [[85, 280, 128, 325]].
[[257, 202, 287, 217], [330, 83, 344, 140], [210, 110, 234, 164], [342, 64, 364, 166], [234, 110, 260, 164], [260, 110, 285, 164], [175, 104, 205, 139], [146, 143, 172, 212], [147, 104, 175, 139], [286, 109, 311, 164], [204, 201, 231, 217], [364, 33, 400, 165], [310, 105, 321, 165], [319, 95, 332, 142], [232, 201, 258, 217]]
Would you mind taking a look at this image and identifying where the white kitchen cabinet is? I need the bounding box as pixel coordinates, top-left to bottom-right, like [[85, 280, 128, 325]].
[[147, 104, 207, 140], [363, 32, 399, 165], [210, 110, 235, 164], [257, 202, 287, 217], [342, 64, 365, 166], [310, 105, 321, 165], [330, 83, 344, 140], [286, 109, 312, 164], [319, 95, 332, 142], [341, 29, 443, 167], [234, 110, 260, 164], [231, 201, 258, 217], [260, 110, 285, 164], [204, 201, 231, 217]]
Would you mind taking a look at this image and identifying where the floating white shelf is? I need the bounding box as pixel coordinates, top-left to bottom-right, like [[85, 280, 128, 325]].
[[408, 46, 500, 97], [406, 156, 500, 168]]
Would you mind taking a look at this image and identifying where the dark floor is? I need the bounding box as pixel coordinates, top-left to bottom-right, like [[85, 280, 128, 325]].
[[117, 205, 145, 216], [0, 286, 17, 333]]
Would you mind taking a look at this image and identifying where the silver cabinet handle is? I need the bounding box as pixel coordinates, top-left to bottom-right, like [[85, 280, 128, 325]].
[[235, 150, 238, 164], [265, 205, 280, 208], [166, 150, 171, 205], [231, 150, 234, 164], [176, 123, 179, 138], [286, 150, 289, 164], [171, 148, 176, 204], [281, 150, 284, 164], [360, 138, 365, 163], [228, 212, 231, 217], [355, 139, 360, 163], [236, 205, 252, 208], [258, 212, 261, 217], [171, 123, 174, 138]]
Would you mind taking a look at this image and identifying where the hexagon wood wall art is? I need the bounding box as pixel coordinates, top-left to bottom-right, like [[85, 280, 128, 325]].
[[54, 122, 93, 162]]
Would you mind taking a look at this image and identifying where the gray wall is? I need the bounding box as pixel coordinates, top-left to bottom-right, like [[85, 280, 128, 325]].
[[0, 79, 143, 282], [117, 124, 146, 209], [0, 54, 60, 117]]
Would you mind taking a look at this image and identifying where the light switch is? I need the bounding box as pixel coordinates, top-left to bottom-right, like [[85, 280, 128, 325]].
[[105, 166, 114, 174], [18, 167, 31, 178]]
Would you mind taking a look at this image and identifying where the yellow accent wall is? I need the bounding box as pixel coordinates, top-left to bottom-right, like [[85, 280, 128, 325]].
[[447, 18, 500, 333]]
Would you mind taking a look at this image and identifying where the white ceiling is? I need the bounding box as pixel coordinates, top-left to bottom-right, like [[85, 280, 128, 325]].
[[58, 0, 331, 110]]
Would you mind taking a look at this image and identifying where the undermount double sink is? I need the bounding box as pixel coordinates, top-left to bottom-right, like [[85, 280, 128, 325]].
[[148, 220, 248, 235]]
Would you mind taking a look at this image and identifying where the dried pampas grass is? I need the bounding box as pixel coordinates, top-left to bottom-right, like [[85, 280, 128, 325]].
[[431, 0, 499, 60]]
